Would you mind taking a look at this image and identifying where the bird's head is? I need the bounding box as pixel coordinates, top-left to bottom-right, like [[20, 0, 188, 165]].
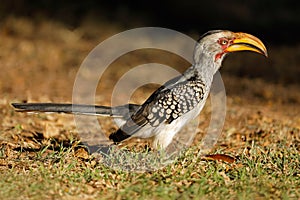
[[194, 30, 267, 73]]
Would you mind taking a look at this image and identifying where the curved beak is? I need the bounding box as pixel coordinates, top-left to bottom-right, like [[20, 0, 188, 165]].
[[225, 32, 268, 57]]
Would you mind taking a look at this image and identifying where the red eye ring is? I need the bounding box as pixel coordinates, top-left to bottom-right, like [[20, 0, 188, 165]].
[[218, 38, 229, 46], [221, 40, 228, 45]]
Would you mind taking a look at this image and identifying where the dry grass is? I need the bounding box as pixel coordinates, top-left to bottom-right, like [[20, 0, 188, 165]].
[[0, 16, 299, 199]]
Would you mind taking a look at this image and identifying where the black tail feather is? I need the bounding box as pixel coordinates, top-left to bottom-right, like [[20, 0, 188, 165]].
[[12, 103, 141, 118]]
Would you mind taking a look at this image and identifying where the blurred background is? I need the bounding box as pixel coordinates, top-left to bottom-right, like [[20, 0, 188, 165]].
[[0, 0, 299, 103], [1, 0, 299, 43]]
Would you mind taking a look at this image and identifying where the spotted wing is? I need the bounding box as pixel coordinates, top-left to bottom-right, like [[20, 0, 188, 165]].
[[109, 74, 206, 143]]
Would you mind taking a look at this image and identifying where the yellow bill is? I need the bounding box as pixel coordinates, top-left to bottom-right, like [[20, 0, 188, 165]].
[[225, 32, 268, 57]]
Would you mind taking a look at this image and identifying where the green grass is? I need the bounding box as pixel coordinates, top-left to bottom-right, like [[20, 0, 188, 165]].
[[0, 142, 298, 200]]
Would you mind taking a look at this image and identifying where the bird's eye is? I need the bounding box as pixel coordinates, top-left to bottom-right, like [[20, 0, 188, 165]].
[[220, 39, 228, 45]]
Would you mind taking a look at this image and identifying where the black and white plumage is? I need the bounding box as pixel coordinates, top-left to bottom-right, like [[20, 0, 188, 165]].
[[109, 71, 208, 149], [12, 30, 267, 149]]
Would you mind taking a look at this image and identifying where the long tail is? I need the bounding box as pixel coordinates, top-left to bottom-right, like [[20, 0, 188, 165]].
[[12, 103, 141, 118]]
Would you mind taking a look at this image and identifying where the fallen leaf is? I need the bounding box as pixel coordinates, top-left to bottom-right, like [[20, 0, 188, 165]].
[[202, 154, 236, 163]]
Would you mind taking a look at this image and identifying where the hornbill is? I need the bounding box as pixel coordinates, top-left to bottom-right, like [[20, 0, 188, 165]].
[[12, 30, 268, 150]]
